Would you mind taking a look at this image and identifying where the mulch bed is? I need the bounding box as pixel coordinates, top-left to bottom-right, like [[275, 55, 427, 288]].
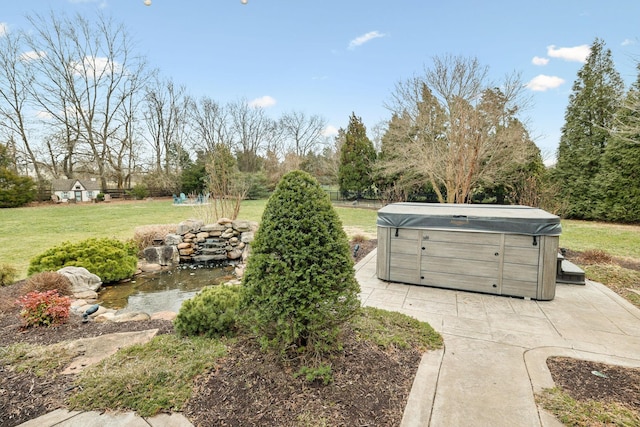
[[2, 240, 639, 426], [547, 357, 640, 411]]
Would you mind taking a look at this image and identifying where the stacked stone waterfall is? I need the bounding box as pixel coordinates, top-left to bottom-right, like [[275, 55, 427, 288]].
[[143, 217, 257, 268]]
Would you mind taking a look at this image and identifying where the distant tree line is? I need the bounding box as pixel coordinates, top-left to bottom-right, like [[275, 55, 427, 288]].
[[1, 11, 638, 222]]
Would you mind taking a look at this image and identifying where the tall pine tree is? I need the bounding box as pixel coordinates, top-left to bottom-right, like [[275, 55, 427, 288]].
[[338, 113, 376, 198], [554, 38, 624, 218], [593, 64, 640, 222]]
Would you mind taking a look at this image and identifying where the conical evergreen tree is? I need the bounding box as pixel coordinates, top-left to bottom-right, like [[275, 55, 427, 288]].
[[242, 170, 361, 357], [593, 64, 640, 222], [338, 113, 376, 198], [553, 38, 624, 218]]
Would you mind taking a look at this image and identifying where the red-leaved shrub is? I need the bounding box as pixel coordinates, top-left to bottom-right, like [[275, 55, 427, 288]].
[[16, 290, 71, 327]]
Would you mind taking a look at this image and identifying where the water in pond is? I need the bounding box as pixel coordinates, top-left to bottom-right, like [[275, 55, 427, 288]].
[[98, 265, 236, 314]]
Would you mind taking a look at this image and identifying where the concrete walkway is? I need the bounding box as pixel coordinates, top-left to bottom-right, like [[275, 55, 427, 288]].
[[354, 249, 640, 427], [20, 249, 640, 426]]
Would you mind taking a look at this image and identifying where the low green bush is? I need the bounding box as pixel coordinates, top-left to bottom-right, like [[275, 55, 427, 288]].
[[127, 184, 149, 200], [174, 285, 242, 338], [16, 290, 71, 327], [0, 264, 17, 287], [28, 238, 137, 283], [95, 192, 105, 202]]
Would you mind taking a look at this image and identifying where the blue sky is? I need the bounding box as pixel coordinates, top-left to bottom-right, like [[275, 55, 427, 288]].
[[2, 0, 639, 163]]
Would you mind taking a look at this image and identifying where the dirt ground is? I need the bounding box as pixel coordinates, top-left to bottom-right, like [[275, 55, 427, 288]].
[[1, 242, 639, 426]]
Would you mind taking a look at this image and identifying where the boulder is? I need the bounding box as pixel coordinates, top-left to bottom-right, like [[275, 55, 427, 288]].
[[140, 263, 162, 272], [143, 245, 179, 266], [227, 249, 243, 260], [241, 231, 255, 244], [57, 266, 102, 293], [113, 312, 151, 322], [164, 234, 183, 245], [151, 311, 177, 321], [176, 219, 204, 235]]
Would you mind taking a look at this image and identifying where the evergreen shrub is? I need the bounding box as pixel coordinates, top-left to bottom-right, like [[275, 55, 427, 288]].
[[28, 238, 137, 283], [241, 170, 361, 358], [174, 285, 242, 338], [0, 264, 17, 287]]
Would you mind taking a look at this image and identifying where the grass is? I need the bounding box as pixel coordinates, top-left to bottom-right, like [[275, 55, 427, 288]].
[[1, 308, 441, 418], [67, 334, 228, 416], [353, 306, 443, 352], [560, 220, 640, 260], [0, 198, 379, 279], [537, 387, 639, 427], [0, 342, 77, 377]]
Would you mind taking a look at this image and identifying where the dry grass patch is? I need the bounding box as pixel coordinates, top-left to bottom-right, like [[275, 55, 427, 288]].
[[132, 224, 177, 254]]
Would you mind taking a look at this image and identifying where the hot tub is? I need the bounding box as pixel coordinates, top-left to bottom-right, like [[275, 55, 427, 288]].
[[376, 203, 562, 300]]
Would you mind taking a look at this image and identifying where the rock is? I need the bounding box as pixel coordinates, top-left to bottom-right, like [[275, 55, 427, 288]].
[[71, 299, 87, 308], [232, 220, 251, 232], [240, 231, 255, 243], [196, 231, 210, 240], [229, 237, 239, 245], [177, 242, 192, 249], [143, 246, 179, 266], [78, 304, 109, 317], [57, 266, 102, 293], [140, 263, 162, 272], [234, 264, 245, 278], [221, 229, 235, 239], [164, 234, 183, 245], [201, 224, 227, 233], [179, 248, 195, 256], [94, 312, 116, 323], [217, 217, 233, 225], [113, 312, 151, 322], [73, 290, 99, 300], [227, 249, 243, 260], [151, 311, 177, 321], [176, 219, 204, 235]]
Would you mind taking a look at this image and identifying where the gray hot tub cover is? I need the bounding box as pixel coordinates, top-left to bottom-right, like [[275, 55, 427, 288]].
[[377, 203, 561, 236]]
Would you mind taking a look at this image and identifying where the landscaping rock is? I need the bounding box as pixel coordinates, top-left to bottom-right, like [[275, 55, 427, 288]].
[[73, 290, 99, 300], [57, 266, 102, 293], [143, 245, 179, 266], [140, 263, 162, 272], [177, 219, 204, 235], [164, 233, 183, 245], [113, 312, 151, 322], [151, 311, 177, 321]]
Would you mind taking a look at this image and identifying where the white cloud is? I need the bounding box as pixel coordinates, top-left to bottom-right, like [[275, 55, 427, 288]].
[[547, 44, 590, 63], [322, 125, 339, 137], [0, 22, 8, 37], [526, 74, 565, 92], [36, 110, 53, 120], [20, 50, 47, 61], [622, 38, 636, 46], [248, 95, 276, 108], [70, 56, 122, 77], [532, 56, 549, 66], [348, 31, 386, 50]]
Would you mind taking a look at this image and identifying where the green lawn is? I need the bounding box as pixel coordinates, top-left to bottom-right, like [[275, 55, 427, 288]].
[[0, 198, 379, 279], [2, 199, 638, 280], [559, 219, 640, 260]]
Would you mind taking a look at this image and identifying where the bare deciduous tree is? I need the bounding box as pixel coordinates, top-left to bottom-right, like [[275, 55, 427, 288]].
[[0, 29, 44, 181], [278, 110, 327, 158], [25, 11, 149, 190], [380, 55, 532, 203], [229, 99, 278, 173], [189, 96, 233, 152], [143, 77, 191, 174]]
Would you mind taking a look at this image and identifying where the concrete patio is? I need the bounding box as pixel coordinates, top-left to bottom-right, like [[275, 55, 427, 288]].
[[355, 249, 640, 427]]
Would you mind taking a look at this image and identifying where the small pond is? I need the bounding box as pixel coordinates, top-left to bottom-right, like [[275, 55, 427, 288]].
[[98, 265, 236, 314]]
